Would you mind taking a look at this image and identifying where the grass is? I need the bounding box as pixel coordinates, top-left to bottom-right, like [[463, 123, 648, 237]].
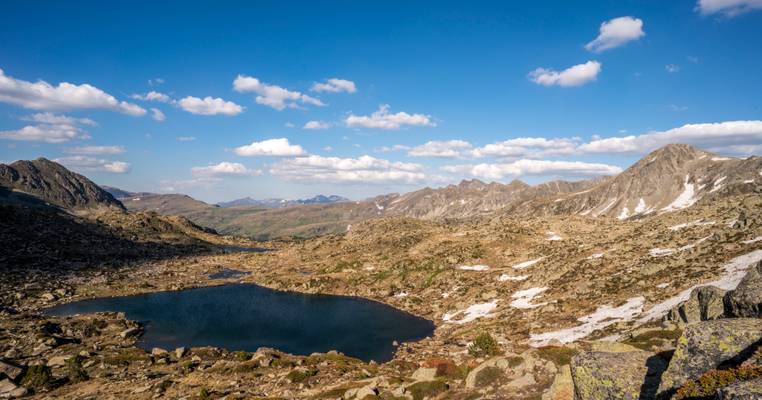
[[624, 328, 683, 351], [468, 332, 500, 358], [21, 365, 53, 391], [536, 346, 579, 366], [286, 368, 318, 383], [406, 380, 448, 400], [673, 365, 762, 399]]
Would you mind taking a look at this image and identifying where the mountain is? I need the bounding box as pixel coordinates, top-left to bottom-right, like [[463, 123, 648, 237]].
[[0, 158, 125, 211], [513, 144, 762, 219], [216, 194, 349, 208]]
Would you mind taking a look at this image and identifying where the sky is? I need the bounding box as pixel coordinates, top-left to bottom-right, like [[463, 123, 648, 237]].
[[1, 0, 762, 203]]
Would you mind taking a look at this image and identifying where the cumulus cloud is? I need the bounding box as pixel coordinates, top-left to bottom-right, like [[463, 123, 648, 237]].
[[345, 104, 435, 130], [311, 78, 357, 93], [131, 91, 171, 103], [529, 61, 602, 87], [585, 16, 645, 53], [177, 96, 243, 116], [21, 112, 96, 126], [408, 140, 473, 158], [63, 145, 126, 155], [442, 159, 622, 181], [150, 108, 166, 122], [54, 156, 131, 173], [697, 0, 762, 16], [377, 144, 412, 153], [271, 154, 425, 184], [0, 124, 90, 143], [303, 120, 331, 130], [233, 75, 325, 110], [578, 120, 762, 155], [191, 161, 261, 178], [473, 137, 581, 158], [234, 138, 306, 157], [0, 68, 145, 116]]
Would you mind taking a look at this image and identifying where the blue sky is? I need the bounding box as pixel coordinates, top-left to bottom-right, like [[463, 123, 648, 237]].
[[2, 0, 762, 202]]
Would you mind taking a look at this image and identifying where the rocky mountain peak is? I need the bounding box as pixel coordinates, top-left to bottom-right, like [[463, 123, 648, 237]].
[[0, 158, 125, 211]]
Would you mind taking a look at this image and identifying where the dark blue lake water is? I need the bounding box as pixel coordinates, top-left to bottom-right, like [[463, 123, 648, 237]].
[[46, 284, 434, 362]]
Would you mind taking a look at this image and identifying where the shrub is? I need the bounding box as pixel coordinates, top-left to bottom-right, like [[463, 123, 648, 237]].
[[468, 332, 500, 358], [21, 365, 53, 391], [65, 356, 89, 383], [536, 346, 579, 366], [406, 380, 448, 400], [286, 368, 318, 383], [673, 365, 762, 400]]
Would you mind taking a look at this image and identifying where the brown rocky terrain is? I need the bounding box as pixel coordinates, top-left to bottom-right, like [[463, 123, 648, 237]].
[[1, 147, 761, 399]]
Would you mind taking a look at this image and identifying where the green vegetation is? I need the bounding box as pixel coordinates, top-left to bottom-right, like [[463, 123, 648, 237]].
[[468, 332, 500, 357], [198, 387, 211, 399], [673, 365, 762, 399], [65, 356, 89, 383], [475, 366, 504, 387], [233, 351, 251, 361], [21, 365, 53, 391], [624, 329, 683, 351], [286, 368, 318, 383], [406, 380, 448, 400], [536, 346, 579, 366]]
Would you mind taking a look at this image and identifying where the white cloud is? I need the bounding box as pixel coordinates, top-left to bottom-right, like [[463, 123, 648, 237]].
[[233, 75, 325, 110], [177, 96, 243, 116], [0, 124, 90, 143], [176, 136, 196, 141], [303, 120, 331, 130], [271, 154, 425, 184], [697, 0, 762, 16], [345, 104, 435, 130], [148, 78, 164, 86], [0, 68, 146, 116], [585, 17, 645, 53], [191, 161, 261, 177], [63, 145, 126, 155], [529, 61, 602, 87], [21, 112, 96, 126], [234, 138, 306, 157], [578, 120, 762, 155], [311, 78, 357, 93], [377, 144, 411, 153], [473, 137, 580, 158], [131, 91, 171, 103], [54, 156, 131, 173], [665, 64, 681, 73], [150, 108, 166, 122], [442, 159, 622, 180], [408, 140, 473, 158]]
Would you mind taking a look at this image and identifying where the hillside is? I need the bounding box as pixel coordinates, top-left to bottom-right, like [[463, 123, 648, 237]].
[[0, 158, 124, 210], [216, 194, 349, 208]]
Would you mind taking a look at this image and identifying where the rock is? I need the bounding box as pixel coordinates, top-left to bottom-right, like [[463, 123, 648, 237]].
[[151, 348, 168, 357], [724, 261, 762, 318], [541, 365, 573, 400], [46, 355, 73, 367], [344, 383, 378, 399], [718, 377, 762, 399], [587, 341, 643, 353], [465, 357, 507, 389], [175, 347, 187, 358], [506, 372, 536, 389], [0, 378, 26, 398], [31, 343, 51, 356], [0, 360, 23, 380], [571, 351, 667, 400], [658, 318, 762, 395], [40, 293, 56, 302], [411, 367, 437, 381], [119, 327, 140, 338], [666, 285, 726, 325]]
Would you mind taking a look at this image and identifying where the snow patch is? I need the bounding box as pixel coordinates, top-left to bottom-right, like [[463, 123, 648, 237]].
[[443, 300, 499, 324], [662, 175, 700, 212], [744, 179, 754, 184], [711, 157, 731, 161], [709, 176, 726, 193], [457, 265, 490, 271], [394, 292, 408, 298], [132, 198, 141, 201], [512, 257, 545, 270], [638, 249, 762, 323], [634, 198, 649, 214], [498, 274, 529, 282], [742, 236, 762, 245], [617, 207, 630, 220], [510, 287, 548, 309], [649, 235, 712, 257], [530, 296, 645, 346], [656, 282, 670, 289], [593, 198, 618, 217], [546, 231, 563, 241], [669, 219, 715, 231], [586, 253, 605, 260]]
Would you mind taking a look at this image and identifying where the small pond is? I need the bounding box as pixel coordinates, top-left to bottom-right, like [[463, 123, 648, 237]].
[[46, 284, 434, 362]]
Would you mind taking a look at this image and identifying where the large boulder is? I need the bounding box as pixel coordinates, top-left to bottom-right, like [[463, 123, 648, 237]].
[[658, 318, 762, 395], [570, 351, 667, 400], [718, 377, 762, 399], [666, 286, 726, 325], [541, 365, 574, 400], [724, 261, 762, 318]]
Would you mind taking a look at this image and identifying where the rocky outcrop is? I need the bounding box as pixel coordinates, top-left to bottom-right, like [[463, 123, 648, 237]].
[[724, 261, 762, 318], [718, 377, 762, 399], [666, 285, 727, 325], [570, 351, 667, 400], [542, 365, 574, 400], [658, 319, 762, 395]]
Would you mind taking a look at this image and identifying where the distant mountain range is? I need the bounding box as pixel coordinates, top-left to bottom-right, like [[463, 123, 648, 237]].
[[4, 144, 760, 240], [216, 194, 349, 208]]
